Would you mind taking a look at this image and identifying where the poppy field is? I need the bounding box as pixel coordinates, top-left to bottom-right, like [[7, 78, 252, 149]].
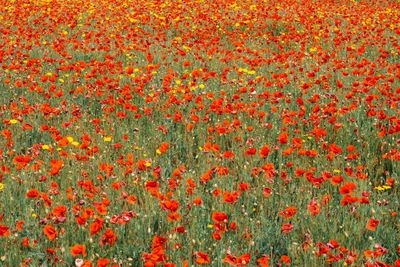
[[0, 0, 399, 266]]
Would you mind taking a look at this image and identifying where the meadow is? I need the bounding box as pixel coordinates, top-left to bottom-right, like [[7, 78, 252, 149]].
[[0, 0, 399, 266]]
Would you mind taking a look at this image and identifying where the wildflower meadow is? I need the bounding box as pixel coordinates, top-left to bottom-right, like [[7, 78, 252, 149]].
[[0, 0, 399, 266]]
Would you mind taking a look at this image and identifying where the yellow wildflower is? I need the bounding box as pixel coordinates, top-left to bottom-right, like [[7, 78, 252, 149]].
[[71, 141, 80, 147], [42, 144, 50, 150]]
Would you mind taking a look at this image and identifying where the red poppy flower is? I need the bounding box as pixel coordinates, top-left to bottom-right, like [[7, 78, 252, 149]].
[[257, 256, 269, 267], [195, 252, 211, 265], [281, 255, 291, 266], [70, 244, 87, 257], [260, 145, 270, 158], [212, 212, 228, 223], [278, 207, 297, 219], [43, 225, 57, 241], [366, 218, 380, 232], [339, 183, 356, 194], [281, 224, 293, 234], [26, 189, 39, 198], [0, 224, 10, 237]]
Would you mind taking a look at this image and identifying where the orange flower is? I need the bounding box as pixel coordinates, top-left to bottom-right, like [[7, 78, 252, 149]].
[[52, 205, 67, 217], [281, 224, 293, 234], [43, 225, 57, 241], [339, 182, 356, 194], [280, 255, 291, 266], [16, 221, 24, 231], [97, 258, 110, 267], [100, 228, 118, 246], [13, 155, 31, 170], [127, 195, 137, 204], [263, 187, 272, 198], [307, 199, 321, 217], [278, 207, 297, 219], [366, 218, 379, 231], [223, 151, 235, 159], [0, 224, 10, 237], [331, 176, 344, 186], [90, 218, 104, 235], [257, 256, 269, 267], [167, 212, 181, 222], [95, 204, 107, 215], [70, 244, 87, 257], [26, 189, 39, 198], [278, 132, 288, 144], [21, 237, 30, 248], [81, 260, 92, 267], [262, 163, 275, 179], [223, 253, 251, 266], [195, 252, 211, 265], [157, 143, 170, 154], [212, 212, 228, 223], [341, 195, 359, 206], [161, 200, 179, 212], [260, 145, 270, 158], [223, 191, 239, 204], [49, 159, 64, 176], [193, 197, 202, 206], [57, 137, 69, 147]]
